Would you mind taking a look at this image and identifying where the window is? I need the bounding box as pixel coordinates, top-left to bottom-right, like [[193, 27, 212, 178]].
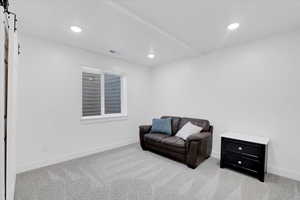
[[81, 67, 127, 120]]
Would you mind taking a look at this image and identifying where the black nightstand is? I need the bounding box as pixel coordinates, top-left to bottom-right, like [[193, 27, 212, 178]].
[[220, 133, 269, 182]]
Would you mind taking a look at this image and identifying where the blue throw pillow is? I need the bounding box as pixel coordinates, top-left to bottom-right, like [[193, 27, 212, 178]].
[[151, 118, 172, 135]]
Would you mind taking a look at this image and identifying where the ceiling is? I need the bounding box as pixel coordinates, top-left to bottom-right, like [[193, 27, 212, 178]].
[[13, 0, 300, 66]]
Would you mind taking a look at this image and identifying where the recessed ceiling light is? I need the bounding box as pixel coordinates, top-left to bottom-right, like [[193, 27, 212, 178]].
[[147, 53, 155, 59], [70, 26, 82, 33], [227, 23, 240, 31]]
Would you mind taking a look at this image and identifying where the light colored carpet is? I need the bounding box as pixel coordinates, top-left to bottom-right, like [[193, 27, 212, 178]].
[[15, 144, 300, 200]]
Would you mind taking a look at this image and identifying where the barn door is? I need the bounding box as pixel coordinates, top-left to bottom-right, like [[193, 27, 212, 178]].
[[0, 6, 6, 200], [6, 12, 18, 200], [0, 3, 18, 199]]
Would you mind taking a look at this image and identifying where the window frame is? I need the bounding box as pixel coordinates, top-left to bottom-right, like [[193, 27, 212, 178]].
[[81, 66, 127, 122]]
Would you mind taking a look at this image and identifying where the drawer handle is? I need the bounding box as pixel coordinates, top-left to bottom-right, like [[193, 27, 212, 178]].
[[238, 147, 243, 151], [238, 161, 242, 165]]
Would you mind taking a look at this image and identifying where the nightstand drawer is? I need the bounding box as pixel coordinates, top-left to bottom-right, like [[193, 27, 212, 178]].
[[222, 153, 260, 173], [222, 138, 262, 159]]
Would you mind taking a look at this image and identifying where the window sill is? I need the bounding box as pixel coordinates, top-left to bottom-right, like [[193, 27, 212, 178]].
[[81, 114, 128, 124]]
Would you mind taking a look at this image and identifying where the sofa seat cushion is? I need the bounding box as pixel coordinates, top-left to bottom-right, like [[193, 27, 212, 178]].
[[144, 134, 186, 154], [144, 133, 169, 143], [161, 136, 186, 154]]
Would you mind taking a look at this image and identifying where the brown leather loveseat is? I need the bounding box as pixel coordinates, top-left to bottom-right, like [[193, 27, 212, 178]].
[[139, 116, 213, 169]]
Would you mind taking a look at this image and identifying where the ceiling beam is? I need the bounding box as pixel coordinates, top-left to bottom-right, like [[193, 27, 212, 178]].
[[106, 0, 195, 52]]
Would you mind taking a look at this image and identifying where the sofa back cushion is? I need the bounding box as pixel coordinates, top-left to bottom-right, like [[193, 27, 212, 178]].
[[161, 116, 181, 136], [178, 117, 210, 132]]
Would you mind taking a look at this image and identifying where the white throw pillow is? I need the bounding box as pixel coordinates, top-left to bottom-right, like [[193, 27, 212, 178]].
[[176, 122, 203, 140]]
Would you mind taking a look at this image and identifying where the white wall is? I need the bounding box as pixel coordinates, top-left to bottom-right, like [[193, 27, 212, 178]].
[[151, 30, 300, 181], [16, 35, 152, 172]]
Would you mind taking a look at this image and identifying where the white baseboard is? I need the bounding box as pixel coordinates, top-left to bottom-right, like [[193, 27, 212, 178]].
[[17, 137, 137, 173], [268, 166, 300, 182], [18, 142, 300, 182], [211, 150, 300, 182], [211, 151, 220, 159]]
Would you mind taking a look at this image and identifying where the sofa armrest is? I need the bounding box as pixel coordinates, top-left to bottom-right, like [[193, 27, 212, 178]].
[[186, 131, 211, 143], [186, 126, 213, 168], [139, 125, 152, 134], [139, 125, 152, 150]]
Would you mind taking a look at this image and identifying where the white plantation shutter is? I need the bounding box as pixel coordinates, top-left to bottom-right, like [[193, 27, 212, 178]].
[[104, 74, 121, 114], [82, 72, 101, 117], [81, 67, 126, 119]]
